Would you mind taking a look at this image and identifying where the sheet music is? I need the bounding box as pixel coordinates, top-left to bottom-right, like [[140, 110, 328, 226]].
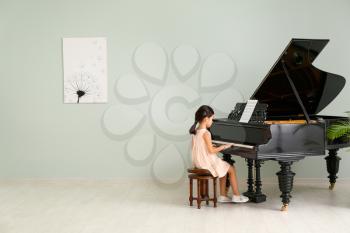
[[239, 99, 258, 123]]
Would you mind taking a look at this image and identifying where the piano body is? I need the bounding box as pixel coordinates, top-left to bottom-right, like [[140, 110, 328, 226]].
[[210, 38, 350, 211]]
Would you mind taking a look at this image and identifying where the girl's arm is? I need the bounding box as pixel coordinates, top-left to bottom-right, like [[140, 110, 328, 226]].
[[202, 131, 232, 154]]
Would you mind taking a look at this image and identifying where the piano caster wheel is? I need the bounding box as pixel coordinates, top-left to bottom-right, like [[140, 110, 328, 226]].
[[280, 204, 288, 212], [329, 183, 335, 190]]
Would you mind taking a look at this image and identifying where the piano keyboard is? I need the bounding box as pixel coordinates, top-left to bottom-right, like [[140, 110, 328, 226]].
[[212, 140, 254, 149]]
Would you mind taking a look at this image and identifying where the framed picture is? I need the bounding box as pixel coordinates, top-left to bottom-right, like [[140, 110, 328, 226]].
[[63, 37, 107, 103]]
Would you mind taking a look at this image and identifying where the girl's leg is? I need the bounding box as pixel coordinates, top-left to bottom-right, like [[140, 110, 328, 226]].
[[228, 165, 240, 196], [219, 175, 227, 196]]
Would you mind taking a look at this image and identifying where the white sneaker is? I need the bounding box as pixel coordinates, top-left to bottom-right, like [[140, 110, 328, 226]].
[[218, 195, 232, 203], [232, 195, 249, 203]]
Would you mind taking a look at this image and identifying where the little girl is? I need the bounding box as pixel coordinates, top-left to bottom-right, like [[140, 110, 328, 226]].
[[189, 105, 249, 203]]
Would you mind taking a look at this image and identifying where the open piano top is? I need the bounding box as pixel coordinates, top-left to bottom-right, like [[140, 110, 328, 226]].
[[211, 38, 348, 148], [252, 38, 345, 122]]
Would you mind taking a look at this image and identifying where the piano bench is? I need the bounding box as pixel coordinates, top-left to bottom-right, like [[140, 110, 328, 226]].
[[187, 171, 217, 209], [187, 168, 212, 175]]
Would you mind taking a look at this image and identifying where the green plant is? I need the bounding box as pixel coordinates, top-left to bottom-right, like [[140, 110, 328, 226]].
[[327, 120, 350, 141]]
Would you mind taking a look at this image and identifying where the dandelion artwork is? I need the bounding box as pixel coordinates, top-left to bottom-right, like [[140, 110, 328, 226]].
[[63, 37, 107, 103]]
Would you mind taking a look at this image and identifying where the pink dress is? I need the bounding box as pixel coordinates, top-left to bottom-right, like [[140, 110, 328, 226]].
[[191, 128, 230, 178]]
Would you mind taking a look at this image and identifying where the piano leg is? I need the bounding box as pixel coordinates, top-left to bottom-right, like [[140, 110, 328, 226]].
[[325, 149, 341, 190], [251, 159, 266, 203], [243, 159, 255, 199], [223, 154, 235, 192], [276, 161, 295, 211]]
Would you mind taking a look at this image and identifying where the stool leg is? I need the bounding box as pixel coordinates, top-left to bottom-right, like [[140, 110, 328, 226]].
[[213, 178, 217, 207], [197, 179, 201, 209], [200, 179, 205, 198], [189, 178, 193, 206], [205, 180, 209, 205]]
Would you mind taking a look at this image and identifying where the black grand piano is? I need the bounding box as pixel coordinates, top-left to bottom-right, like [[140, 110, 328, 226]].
[[210, 38, 350, 211]]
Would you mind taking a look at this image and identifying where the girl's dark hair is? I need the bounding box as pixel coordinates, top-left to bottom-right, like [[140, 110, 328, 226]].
[[189, 105, 214, 135]]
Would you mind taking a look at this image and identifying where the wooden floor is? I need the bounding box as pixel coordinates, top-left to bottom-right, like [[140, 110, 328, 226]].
[[0, 179, 349, 233]]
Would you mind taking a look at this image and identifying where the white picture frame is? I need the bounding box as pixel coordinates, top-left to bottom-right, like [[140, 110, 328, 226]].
[[63, 37, 107, 103]]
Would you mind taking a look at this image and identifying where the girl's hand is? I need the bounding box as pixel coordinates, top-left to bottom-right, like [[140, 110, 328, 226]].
[[203, 131, 234, 154], [221, 143, 234, 150]]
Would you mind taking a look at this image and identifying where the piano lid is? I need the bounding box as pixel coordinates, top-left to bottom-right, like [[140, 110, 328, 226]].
[[251, 38, 346, 118]]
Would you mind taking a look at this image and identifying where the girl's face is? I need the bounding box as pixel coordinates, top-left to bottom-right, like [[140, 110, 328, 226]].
[[205, 115, 214, 128]]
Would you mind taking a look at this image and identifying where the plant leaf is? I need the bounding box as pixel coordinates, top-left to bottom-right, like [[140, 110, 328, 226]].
[[327, 121, 350, 141]]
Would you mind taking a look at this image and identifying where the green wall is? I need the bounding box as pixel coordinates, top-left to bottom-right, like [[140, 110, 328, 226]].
[[1, 0, 350, 184]]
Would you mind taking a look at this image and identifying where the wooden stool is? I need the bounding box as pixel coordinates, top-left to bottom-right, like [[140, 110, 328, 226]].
[[187, 168, 217, 209]]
